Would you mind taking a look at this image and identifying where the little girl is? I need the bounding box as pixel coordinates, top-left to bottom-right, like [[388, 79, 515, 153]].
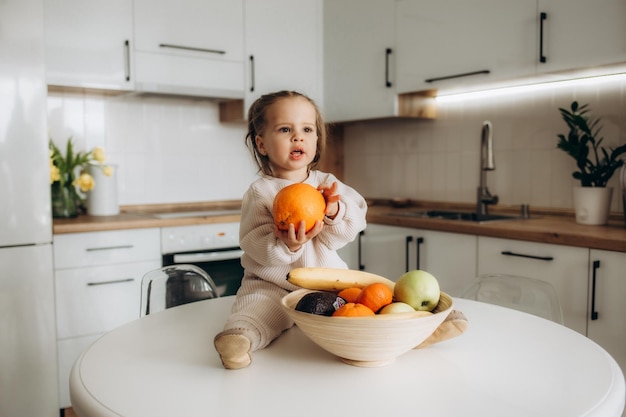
[[213, 91, 368, 369]]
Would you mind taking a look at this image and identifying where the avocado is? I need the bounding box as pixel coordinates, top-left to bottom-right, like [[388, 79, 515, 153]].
[[295, 291, 340, 316]]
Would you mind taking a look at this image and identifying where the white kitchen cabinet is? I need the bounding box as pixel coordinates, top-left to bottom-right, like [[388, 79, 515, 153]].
[[537, 0, 626, 74], [53, 228, 161, 408], [477, 236, 589, 335], [323, 0, 398, 122], [132, 0, 245, 98], [341, 224, 477, 296], [244, 0, 323, 112], [587, 249, 626, 380], [395, 0, 537, 94], [43, 0, 134, 90]]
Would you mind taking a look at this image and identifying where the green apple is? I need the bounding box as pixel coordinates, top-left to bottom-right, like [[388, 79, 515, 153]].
[[379, 302, 416, 314], [394, 270, 440, 311]]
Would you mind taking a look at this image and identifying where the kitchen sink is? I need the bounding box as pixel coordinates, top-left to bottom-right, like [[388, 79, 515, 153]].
[[391, 210, 520, 223]]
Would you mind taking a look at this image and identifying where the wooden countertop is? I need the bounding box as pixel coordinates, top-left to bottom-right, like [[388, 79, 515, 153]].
[[53, 201, 626, 252]]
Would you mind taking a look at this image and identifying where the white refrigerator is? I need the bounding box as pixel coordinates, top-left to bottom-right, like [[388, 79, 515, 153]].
[[0, 0, 60, 416]]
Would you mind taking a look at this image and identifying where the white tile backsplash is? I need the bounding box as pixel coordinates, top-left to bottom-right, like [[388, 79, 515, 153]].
[[344, 76, 626, 212], [48, 76, 626, 211], [47, 90, 256, 205]]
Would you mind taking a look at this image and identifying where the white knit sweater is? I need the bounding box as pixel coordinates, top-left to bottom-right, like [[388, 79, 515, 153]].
[[222, 170, 368, 350]]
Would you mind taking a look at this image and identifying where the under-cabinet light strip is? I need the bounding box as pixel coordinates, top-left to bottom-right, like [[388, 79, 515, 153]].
[[435, 71, 626, 103]]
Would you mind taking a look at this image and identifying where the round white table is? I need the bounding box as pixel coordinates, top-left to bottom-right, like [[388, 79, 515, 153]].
[[70, 296, 625, 417]]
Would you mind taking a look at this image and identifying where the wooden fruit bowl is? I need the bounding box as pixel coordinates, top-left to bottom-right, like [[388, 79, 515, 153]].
[[281, 289, 453, 367]]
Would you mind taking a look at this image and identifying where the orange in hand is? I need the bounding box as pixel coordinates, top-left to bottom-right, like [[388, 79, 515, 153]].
[[273, 183, 326, 232], [356, 283, 393, 313], [332, 302, 375, 317]]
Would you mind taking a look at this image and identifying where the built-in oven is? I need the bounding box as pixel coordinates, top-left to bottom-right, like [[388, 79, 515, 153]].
[[161, 222, 244, 297]]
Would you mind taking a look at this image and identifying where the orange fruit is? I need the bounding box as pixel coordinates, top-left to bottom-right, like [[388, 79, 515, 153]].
[[273, 183, 326, 232], [338, 287, 362, 303], [356, 283, 393, 313], [332, 302, 375, 317]]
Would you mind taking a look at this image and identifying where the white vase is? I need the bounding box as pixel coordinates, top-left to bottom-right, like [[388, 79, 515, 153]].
[[572, 186, 613, 225], [87, 164, 120, 216]]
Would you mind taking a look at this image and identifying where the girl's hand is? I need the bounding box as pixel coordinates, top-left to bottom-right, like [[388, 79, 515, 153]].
[[274, 220, 323, 252], [318, 182, 340, 219]]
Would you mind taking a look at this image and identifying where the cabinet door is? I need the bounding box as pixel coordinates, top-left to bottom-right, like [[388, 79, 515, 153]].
[[414, 229, 477, 297], [244, 0, 322, 111], [587, 249, 626, 378], [395, 0, 537, 93], [537, 0, 626, 73], [360, 224, 414, 281], [323, 0, 397, 122], [43, 0, 133, 90], [133, 0, 245, 98], [477, 237, 589, 335]]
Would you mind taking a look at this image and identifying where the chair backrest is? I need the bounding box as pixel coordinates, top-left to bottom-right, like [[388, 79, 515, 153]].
[[140, 264, 219, 316], [460, 273, 564, 324]]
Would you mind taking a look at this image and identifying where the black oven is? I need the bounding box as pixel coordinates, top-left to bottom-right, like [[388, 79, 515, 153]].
[[161, 222, 244, 297]]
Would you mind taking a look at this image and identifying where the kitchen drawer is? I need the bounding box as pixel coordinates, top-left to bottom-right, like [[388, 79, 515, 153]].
[[53, 228, 160, 269], [55, 260, 160, 339], [477, 236, 589, 335]]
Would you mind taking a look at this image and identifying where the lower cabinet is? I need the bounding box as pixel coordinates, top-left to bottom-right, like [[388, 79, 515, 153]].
[[338, 224, 477, 296], [53, 228, 161, 409], [587, 249, 626, 378], [477, 236, 589, 335]]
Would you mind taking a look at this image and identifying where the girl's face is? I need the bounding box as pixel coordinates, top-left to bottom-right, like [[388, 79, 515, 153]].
[[255, 96, 319, 181]]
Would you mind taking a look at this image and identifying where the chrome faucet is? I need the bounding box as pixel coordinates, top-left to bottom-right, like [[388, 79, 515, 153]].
[[477, 121, 498, 217]]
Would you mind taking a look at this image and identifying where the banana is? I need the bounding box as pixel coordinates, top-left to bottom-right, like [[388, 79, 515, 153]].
[[286, 267, 395, 292]]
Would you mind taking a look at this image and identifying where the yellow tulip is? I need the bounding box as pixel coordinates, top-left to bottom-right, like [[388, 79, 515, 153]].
[[50, 163, 60, 184], [74, 173, 95, 192], [102, 165, 114, 177], [92, 147, 106, 163]]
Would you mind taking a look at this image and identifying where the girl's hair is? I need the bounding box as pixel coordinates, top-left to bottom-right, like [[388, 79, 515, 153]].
[[245, 90, 327, 176]]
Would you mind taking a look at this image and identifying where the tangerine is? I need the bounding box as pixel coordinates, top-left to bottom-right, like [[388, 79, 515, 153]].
[[273, 183, 326, 233], [356, 283, 393, 313], [332, 302, 375, 317], [338, 287, 362, 303]]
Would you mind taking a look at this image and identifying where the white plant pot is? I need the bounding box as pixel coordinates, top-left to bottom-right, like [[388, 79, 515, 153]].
[[572, 186, 613, 225]]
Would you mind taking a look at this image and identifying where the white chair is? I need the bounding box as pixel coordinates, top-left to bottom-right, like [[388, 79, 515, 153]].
[[140, 264, 219, 316], [460, 273, 564, 324]]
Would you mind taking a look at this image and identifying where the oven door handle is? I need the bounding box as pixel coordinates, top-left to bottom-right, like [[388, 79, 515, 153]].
[[173, 249, 244, 263]]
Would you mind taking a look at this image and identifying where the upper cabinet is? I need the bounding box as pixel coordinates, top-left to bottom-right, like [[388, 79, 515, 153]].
[[243, 0, 323, 112], [43, 0, 134, 90], [537, 0, 626, 73], [395, 0, 537, 93], [323, 0, 436, 123], [324, 0, 397, 122], [132, 0, 245, 99]]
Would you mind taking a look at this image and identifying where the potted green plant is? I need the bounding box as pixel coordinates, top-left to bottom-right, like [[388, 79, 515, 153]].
[[557, 101, 626, 225]]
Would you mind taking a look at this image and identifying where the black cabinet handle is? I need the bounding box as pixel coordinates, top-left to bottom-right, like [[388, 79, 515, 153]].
[[425, 70, 490, 83], [86, 245, 134, 252], [87, 278, 134, 286], [539, 12, 547, 63], [405, 236, 413, 272], [249, 55, 255, 92], [591, 260, 600, 320], [385, 48, 393, 88], [416, 237, 424, 270], [159, 43, 226, 55], [501, 250, 554, 261], [358, 230, 365, 271], [124, 40, 131, 82]]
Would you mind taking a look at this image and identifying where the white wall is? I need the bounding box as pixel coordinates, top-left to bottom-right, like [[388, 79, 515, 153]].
[[47, 91, 257, 205], [344, 74, 626, 212]]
